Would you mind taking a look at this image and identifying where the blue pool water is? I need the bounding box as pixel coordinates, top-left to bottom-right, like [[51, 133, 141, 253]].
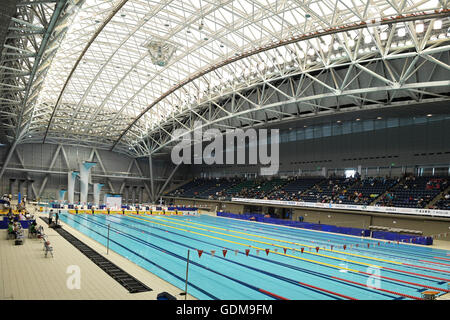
[[59, 213, 450, 300]]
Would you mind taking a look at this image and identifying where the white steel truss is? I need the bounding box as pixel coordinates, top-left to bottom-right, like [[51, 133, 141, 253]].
[[0, 0, 449, 158]]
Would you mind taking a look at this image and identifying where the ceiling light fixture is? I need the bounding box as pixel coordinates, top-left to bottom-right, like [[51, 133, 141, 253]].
[[433, 20, 442, 30], [416, 23, 424, 33]]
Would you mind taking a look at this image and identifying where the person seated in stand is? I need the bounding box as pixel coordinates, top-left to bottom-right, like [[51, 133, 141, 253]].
[[7, 221, 14, 238], [7, 208, 14, 221], [29, 222, 36, 237], [13, 222, 21, 239]]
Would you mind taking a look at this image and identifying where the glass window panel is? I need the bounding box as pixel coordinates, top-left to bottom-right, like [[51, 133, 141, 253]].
[[413, 116, 426, 124], [399, 117, 413, 126], [332, 123, 342, 135], [352, 121, 362, 133], [322, 124, 332, 137], [296, 129, 305, 141], [374, 118, 386, 130], [314, 126, 322, 138], [342, 122, 351, 134], [288, 130, 296, 141], [387, 118, 399, 128], [363, 120, 374, 131]]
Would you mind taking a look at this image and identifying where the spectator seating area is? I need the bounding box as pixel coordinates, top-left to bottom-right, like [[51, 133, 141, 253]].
[[299, 177, 358, 203], [168, 175, 449, 210], [376, 176, 448, 208], [267, 177, 324, 201], [431, 191, 450, 210], [337, 177, 398, 205]]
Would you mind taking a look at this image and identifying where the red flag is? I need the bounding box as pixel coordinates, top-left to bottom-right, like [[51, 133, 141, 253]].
[[315, 247, 319, 253], [283, 248, 287, 254], [211, 250, 215, 257], [388, 241, 390, 244], [378, 242, 380, 246], [222, 249, 227, 257], [367, 243, 370, 248], [300, 248, 304, 253], [265, 249, 270, 255], [197, 250, 203, 258], [234, 249, 238, 256], [245, 249, 250, 256], [343, 245, 347, 250], [356, 244, 358, 247]]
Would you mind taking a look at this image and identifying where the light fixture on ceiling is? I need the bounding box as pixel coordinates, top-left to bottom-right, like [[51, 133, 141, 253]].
[[433, 20, 442, 30], [427, 114, 432, 117], [416, 23, 424, 33]]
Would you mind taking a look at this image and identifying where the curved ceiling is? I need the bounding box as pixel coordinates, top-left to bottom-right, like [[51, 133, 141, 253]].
[[1, 0, 450, 157]]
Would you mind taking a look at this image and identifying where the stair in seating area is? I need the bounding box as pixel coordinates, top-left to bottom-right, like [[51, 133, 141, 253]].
[[427, 185, 450, 209]]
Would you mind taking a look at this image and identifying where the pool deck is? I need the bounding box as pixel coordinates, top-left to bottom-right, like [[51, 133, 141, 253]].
[[0, 213, 196, 300]]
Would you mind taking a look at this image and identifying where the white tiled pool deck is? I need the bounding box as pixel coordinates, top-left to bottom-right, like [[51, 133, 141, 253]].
[[0, 214, 196, 300]]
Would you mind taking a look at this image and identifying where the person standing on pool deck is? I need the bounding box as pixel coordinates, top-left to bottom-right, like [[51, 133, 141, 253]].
[[48, 210, 54, 226], [55, 210, 59, 226]]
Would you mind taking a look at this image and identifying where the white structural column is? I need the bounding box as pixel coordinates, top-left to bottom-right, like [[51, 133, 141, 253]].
[[79, 162, 96, 204], [57, 190, 66, 202], [93, 183, 104, 206], [67, 171, 79, 204]]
